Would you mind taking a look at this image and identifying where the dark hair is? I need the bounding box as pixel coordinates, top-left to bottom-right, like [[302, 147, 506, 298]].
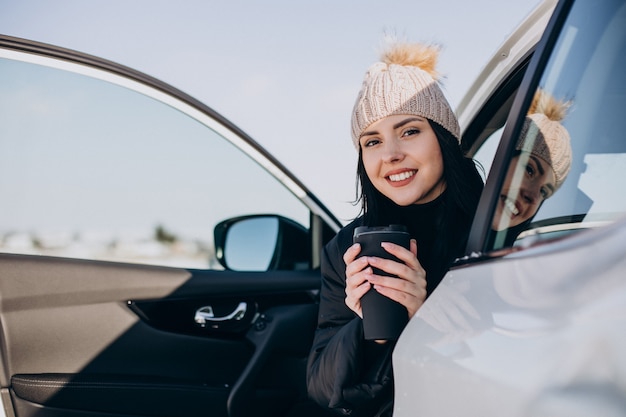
[[354, 120, 484, 263]]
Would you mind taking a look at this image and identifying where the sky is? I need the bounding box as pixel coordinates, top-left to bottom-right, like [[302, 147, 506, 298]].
[[0, 0, 542, 223]]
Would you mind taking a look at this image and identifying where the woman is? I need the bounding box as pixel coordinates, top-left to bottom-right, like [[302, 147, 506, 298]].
[[306, 41, 484, 416]]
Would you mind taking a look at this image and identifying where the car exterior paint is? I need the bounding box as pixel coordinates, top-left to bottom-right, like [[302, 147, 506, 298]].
[[394, 215, 626, 415]]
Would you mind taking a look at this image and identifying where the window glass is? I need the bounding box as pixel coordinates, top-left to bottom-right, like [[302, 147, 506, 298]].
[[488, 0, 626, 250], [473, 126, 504, 181], [0, 58, 310, 269]]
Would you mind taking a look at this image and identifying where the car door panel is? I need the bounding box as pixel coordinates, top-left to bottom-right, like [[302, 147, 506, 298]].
[[0, 253, 323, 417]]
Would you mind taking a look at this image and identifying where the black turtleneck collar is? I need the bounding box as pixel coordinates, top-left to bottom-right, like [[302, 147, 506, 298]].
[[378, 191, 445, 242]]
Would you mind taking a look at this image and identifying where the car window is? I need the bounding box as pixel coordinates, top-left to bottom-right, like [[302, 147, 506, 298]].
[[0, 55, 311, 269], [487, 0, 626, 250], [473, 126, 504, 181]]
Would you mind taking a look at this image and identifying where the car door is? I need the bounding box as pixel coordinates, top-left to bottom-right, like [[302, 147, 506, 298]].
[[393, 0, 626, 415], [0, 35, 340, 417]]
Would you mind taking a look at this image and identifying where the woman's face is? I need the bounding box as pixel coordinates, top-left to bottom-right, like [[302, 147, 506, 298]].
[[359, 115, 445, 206], [492, 153, 556, 231]]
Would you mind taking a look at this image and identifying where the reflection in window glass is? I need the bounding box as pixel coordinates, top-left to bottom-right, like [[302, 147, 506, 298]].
[[488, 0, 626, 250], [0, 58, 309, 268]]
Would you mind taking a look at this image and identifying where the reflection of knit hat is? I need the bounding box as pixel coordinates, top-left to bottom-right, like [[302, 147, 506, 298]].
[[517, 89, 572, 189], [350, 42, 460, 150]]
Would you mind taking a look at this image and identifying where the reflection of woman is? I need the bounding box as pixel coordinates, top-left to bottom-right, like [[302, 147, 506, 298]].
[[306, 41, 483, 417], [492, 89, 572, 244]]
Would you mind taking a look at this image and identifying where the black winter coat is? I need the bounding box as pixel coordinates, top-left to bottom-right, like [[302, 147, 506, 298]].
[[306, 195, 468, 416]]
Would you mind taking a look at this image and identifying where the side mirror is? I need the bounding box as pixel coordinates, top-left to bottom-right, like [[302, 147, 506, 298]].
[[214, 214, 311, 271]]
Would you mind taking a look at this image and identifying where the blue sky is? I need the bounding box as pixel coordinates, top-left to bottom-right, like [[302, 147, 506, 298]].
[[1, 0, 541, 221]]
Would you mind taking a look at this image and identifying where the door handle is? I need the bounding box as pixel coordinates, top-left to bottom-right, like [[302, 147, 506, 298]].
[[194, 302, 247, 326]]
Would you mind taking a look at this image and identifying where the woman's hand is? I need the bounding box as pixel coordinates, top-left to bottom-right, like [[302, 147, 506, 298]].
[[343, 239, 427, 319], [343, 242, 373, 319], [367, 239, 427, 318]]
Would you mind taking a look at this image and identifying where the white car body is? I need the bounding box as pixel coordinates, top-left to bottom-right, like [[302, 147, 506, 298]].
[[394, 215, 626, 416]]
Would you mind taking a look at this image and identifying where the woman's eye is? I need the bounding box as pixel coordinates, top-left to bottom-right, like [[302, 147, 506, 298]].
[[402, 128, 420, 137], [540, 187, 549, 199], [364, 138, 380, 147], [525, 164, 535, 177]]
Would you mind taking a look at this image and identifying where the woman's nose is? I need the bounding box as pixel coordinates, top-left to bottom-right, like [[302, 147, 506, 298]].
[[382, 140, 404, 163]]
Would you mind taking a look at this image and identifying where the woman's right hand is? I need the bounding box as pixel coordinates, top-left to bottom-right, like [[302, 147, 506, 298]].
[[343, 243, 372, 318]]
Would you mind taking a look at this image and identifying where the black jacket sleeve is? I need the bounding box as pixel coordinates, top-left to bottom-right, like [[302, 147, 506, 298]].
[[306, 224, 394, 416]]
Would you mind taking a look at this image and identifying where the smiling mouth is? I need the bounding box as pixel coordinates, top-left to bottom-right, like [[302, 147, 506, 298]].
[[388, 170, 416, 182], [502, 196, 520, 216]]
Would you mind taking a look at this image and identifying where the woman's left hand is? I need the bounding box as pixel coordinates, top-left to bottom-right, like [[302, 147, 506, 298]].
[[365, 239, 427, 318]]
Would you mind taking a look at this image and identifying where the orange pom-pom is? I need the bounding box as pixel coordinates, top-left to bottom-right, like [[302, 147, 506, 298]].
[[381, 42, 440, 79]]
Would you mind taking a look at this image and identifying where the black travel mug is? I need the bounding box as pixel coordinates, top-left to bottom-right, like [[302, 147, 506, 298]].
[[353, 225, 410, 340]]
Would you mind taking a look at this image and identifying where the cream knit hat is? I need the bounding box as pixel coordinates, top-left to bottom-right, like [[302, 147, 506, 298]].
[[516, 89, 572, 190], [350, 42, 460, 150]]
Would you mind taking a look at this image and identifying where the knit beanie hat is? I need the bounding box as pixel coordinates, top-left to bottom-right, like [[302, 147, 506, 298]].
[[350, 42, 460, 150], [516, 89, 572, 190]]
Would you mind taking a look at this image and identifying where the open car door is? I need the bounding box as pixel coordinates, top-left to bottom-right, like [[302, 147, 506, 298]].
[[0, 35, 340, 417]]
